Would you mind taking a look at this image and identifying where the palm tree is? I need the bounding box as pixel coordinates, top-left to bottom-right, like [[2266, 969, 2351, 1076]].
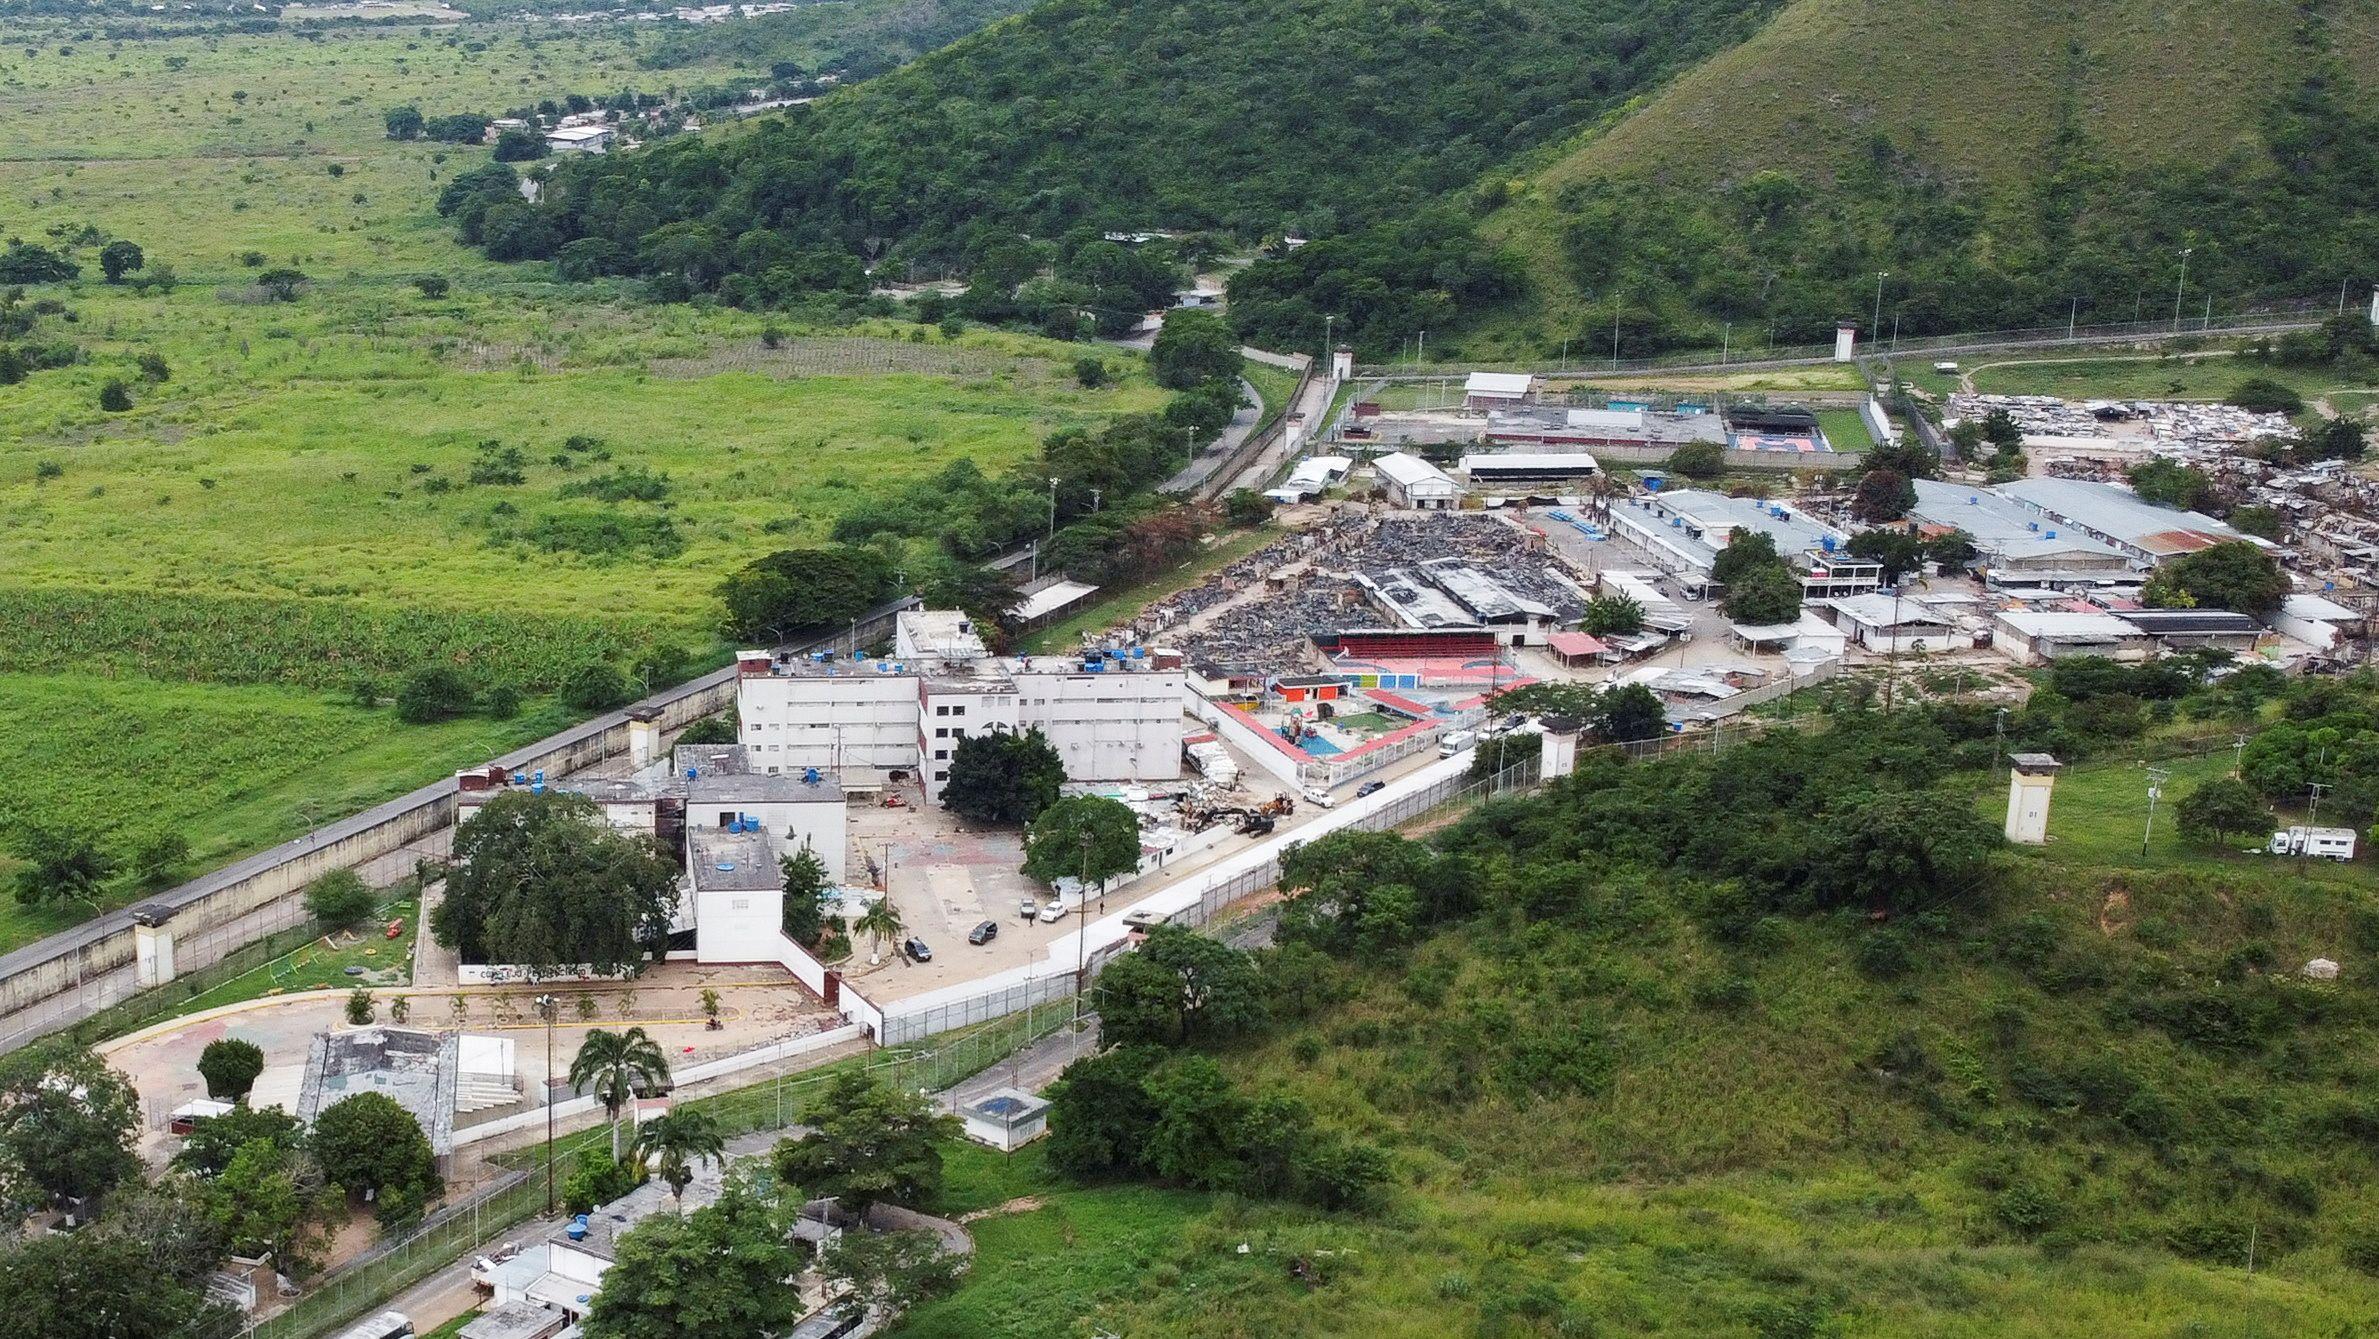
[[568, 1026, 671, 1161], [854, 897, 905, 966], [633, 1107, 726, 1211]]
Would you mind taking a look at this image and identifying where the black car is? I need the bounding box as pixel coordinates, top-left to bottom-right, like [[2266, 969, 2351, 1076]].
[[1355, 780, 1386, 798], [968, 920, 1000, 946], [903, 936, 932, 963]]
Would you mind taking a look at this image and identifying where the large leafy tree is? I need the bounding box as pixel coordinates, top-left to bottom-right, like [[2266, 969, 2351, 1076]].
[[780, 846, 834, 944], [1097, 925, 1268, 1049], [173, 1104, 304, 1178], [1021, 795, 1143, 891], [1044, 1045, 1164, 1178], [1590, 682, 1669, 744], [1720, 560, 1803, 625], [5, 822, 115, 907], [715, 545, 895, 643], [2177, 777, 2268, 844], [207, 1138, 342, 1273], [581, 1182, 802, 1339], [1708, 530, 1781, 588], [197, 1038, 265, 1101], [941, 727, 1065, 824], [1277, 829, 1475, 952], [1812, 788, 1998, 915], [771, 1071, 958, 1214], [310, 1091, 442, 1228], [433, 790, 682, 976], [820, 1228, 965, 1315], [0, 1222, 233, 1339], [570, 1027, 673, 1162], [2143, 541, 2290, 616], [0, 1042, 140, 1212], [1148, 309, 1243, 390], [1850, 467, 1917, 522]]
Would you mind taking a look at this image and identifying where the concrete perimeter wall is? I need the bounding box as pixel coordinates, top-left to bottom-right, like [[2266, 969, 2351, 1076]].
[[0, 600, 917, 1054]]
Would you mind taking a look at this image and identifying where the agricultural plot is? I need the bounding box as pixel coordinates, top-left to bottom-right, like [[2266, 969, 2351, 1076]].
[[0, 22, 1164, 941]]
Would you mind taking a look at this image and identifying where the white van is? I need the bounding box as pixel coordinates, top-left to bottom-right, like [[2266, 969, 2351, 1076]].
[[1439, 730, 1477, 758], [2268, 826, 2356, 860]]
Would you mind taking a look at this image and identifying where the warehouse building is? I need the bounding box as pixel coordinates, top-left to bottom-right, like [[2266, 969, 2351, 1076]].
[[1605, 490, 1880, 598], [1996, 478, 2262, 566], [1372, 451, 1464, 509], [1905, 478, 2137, 588]]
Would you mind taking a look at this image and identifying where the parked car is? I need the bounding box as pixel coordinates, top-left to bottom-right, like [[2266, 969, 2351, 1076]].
[[1355, 780, 1386, 798], [903, 937, 932, 963], [1038, 901, 1068, 924], [968, 920, 1000, 945], [1018, 899, 1040, 920]]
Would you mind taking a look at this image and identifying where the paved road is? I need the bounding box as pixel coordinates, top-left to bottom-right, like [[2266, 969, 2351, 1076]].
[[1160, 376, 1264, 494], [1222, 370, 1337, 494], [932, 1017, 1100, 1114]]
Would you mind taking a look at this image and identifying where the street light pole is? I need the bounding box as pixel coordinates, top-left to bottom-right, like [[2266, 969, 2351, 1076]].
[[536, 993, 558, 1217], [2172, 247, 2193, 332], [1071, 831, 1093, 1028], [1046, 476, 1059, 538], [2142, 768, 2170, 857]]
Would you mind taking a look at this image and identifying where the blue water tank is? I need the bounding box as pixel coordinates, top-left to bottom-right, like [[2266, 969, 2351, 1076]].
[[1131, 646, 1146, 659], [532, 770, 545, 784], [530, 782, 544, 796], [803, 767, 822, 785], [568, 1215, 590, 1241], [1821, 535, 1836, 553], [2045, 530, 2058, 539], [685, 768, 699, 780], [512, 772, 527, 786]]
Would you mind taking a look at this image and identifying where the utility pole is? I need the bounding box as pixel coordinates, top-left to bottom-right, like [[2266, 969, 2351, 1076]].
[[2142, 767, 2170, 857], [2172, 247, 2193, 332], [1323, 313, 1333, 368], [2068, 297, 2078, 342], [1089, 486, 1103, 514], [1721, 323, 1730, 366], [1872, 271, 1888, 343], [1046, 475, 1059, 538], [1610, 301, 1621, 366], [1071, 831, 1093, 1027], [536, 993, 558, 1216], [2232, 733, 2247, 778]]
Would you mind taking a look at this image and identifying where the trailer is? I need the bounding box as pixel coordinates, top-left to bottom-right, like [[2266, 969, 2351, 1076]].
[[2268, 825, 2357, 860]]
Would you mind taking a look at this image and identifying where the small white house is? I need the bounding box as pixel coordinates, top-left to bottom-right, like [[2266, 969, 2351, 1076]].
[[959, 1088, 1050, 1152], [1372, 451, 1463, 510], [545, 124, 615, 154], [1463, 371, 1535, 409]]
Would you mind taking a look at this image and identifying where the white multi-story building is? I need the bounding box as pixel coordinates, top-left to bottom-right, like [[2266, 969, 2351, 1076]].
[[737, 610, 1187, 804]]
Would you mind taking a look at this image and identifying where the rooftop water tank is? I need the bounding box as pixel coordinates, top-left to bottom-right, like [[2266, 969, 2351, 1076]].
[[803, 767, 822, 784], [530, 782, 544, 796], [685, 768, 698, 780], [568, 1215, 590, 1241], [512, 772, 527, 786], [2045, 530, 2058, 539]]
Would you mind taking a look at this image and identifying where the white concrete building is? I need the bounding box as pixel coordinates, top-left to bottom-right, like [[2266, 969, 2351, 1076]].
[[544, 124, 615, 153], [1463, 371, 1535, 409], [1372, 451, 1463, 510], [2272, 592, 2363, 651], [1821, 593, 1959, 653], [736, 613, 1187, 805]]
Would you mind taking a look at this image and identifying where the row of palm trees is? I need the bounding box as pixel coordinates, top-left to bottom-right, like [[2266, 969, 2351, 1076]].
[[564, 1024, 726, 1209]]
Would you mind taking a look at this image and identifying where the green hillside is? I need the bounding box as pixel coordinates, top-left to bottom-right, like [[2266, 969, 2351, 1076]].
[[898, 666, 2379, 1336], [1464, 0, 2379, 355], [461, 0, 1785, 292]]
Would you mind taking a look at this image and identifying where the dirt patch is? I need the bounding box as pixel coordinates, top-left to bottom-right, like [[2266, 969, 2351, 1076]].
[[2097, 884, 2132, 936], [957, 1195, 1047, 1223]]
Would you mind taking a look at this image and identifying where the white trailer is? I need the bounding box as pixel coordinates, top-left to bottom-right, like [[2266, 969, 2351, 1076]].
[[2268, 826, 2357, 860]]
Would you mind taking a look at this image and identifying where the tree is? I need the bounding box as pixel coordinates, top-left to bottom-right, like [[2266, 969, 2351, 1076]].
[[1276, 829, 1474, 953], [821, 1228, 964, 1315], [1720, 560, 1803, 625], [1590, 682, 1667, 744], [1581, 594, 1645, 637], [581, 1183, 801, 1339], [2227, 377, 2303, 415], [434, 790, 683, 977], [854, 896, 906, 964], [2229, 505, 2283, 542], [1224, 487, 1275, 527], [1813, 788, 1998, 915], [492, 129, 548, 161], [197, 1038, 265, 1102], [0, 242, 77, 283], [98, 379, 133, 412], [1022, 795, 1142, 891], [1141, 1055, 1249, 1189], [2127, 457, 2214, 511], [1045, 1045, 1163, 1177], [1926, 528, 1979, 569], [1708, 530, 1780, 589], [255, 267, 307, 302], [560, 660, 629, 711], [1847, 527, 1929, 584], [2143, 541, 2288, 616], [305, 868, 376, 929], [7, 822, 115, 907], [395, 665, 475, 722], [384, 104, 424, 139], [311, 1091, 441, 1227], [715, 545, 895, 642], [781, 845, 834, 944], [772, 1071, 958, 1214], [1864, 434, 1940, 481], [207, 1138, 341, 1273], [633, 1108, 725, 1210], [2178, 777, 2267, 844], [98, 240, 143, 283], [941, 727, 1065, 824], [414, 275, 450, 298], [0, 1043, 140, 1212], [173, 1104, 303, 1178], [1850, 467, 1917, 522], [570, 1026, 672, 1162], [2303, 416, 2369, 463], [345, 987, 374, 1026], [0, 1229, 233, 1339], [1667, 441, 1724, 479], [1097, 925, 1267, 1048], [1147, 309, 1242, 390]]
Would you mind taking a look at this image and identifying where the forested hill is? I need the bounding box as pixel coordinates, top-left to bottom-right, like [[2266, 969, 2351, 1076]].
[[451, 0, 1785, 295], [1444, 0, 2379, 356]]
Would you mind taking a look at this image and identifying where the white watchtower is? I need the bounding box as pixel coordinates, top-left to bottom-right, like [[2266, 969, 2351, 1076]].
[[2005, 752, 2062, 845]]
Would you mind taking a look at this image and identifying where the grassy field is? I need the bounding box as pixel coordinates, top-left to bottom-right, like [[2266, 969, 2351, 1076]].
[[1563, 363, 1870, 394], [1965, 352, 2356, 404], [0, 672, 569, 949], [0, 20, 1167, 944]]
